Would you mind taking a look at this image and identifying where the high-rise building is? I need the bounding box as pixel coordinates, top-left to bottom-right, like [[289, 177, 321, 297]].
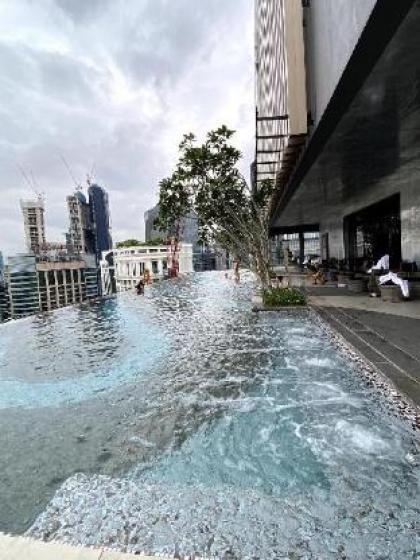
[[88, 184, 112, 262], [5, 253, 99, 320], [66, 191, 95, 255], [144, 205, 163, 242], [0, 252, 8, 322], [20, 198, 46, 254], [145, 204, 199, 245], [255, 0, 307, 193], [6, 255, 40, 319], [257, 0, 420, 270]]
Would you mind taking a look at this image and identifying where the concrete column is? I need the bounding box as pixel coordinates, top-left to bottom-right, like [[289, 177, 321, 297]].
[[63, 270, 68, 306], [145, 261, 152, 277], [78, 269, 83, 302], [54, 270, 60, 308], [401, 185, 420, 265], [70, 269, 76, 303], [45, 271, 51, 311], [299, 232, 305, 269]]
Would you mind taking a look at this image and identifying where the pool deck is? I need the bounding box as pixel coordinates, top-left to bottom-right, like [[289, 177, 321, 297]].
[[308, 287, 420, 408], [0, 533, 172, 560]]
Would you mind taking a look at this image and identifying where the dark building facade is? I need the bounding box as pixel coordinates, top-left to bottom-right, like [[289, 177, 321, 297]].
[[0, 252, 8, 322], [257, 0, 420, 270], [144, 205, 162, 242], [88, 184, 113, 263]]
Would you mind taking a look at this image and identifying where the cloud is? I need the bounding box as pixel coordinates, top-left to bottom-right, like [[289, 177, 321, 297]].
[[0, 0, 254, 257]]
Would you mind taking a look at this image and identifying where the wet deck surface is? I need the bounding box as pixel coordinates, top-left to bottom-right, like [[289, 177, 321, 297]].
[[308, 289, 420, 407]]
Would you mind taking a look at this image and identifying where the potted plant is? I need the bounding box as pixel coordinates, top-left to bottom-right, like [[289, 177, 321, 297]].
[[263, 286, 306, 307], [337, 260, 351, 287]]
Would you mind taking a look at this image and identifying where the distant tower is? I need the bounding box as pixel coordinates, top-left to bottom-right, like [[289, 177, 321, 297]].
[[20, 197, 46, 254], [0, 251, 7, 322], [88, 184, 112, 262], [66, 191, 95, 255], [144, 204, 162, 241]]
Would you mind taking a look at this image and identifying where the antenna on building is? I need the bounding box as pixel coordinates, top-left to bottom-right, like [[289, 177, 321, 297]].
[[59, 154, 83, 192]]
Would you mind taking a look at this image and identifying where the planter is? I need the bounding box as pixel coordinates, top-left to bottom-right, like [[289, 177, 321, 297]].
[[410, 285, 420, 300], [337, 273, 351, 287], [380, 285, 401, 303], [285, 273, 306, 288], [347, 278, 366, 293]]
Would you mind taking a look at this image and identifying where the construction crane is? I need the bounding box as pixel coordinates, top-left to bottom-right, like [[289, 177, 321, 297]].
[[59, 154, 83, 192], [86, 162, 96, 187], [17, 164, 45, 203]]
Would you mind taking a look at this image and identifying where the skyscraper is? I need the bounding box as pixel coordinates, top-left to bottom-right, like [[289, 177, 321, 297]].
[[0, 251, 7, 322], [20, 198, 46, 254], [66, 191, 95, 255], [257, 0, 420, 269], [88, 184, 112, 262], [144, 205, 162, 242], [254, 0, 307, 191]]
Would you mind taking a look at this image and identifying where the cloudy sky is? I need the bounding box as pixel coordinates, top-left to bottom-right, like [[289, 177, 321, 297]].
[[0, 0, 254, 257]]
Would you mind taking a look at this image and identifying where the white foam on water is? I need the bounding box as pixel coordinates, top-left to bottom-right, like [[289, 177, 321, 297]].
[[335, 420, 391, 454], [305, 357, 335, 367]]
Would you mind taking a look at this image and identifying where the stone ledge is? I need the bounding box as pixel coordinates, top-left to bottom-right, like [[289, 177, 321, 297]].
[[252, 303, 308, 312], [0, 533, 164, 560]]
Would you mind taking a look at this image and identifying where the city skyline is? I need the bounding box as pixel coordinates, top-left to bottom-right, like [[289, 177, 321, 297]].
[[0, 0, 254, 258]]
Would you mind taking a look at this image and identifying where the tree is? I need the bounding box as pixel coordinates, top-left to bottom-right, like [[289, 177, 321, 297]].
[[156, 125, 274, 287], [116, 239, 142, 248], [116, 238, 165, 248]]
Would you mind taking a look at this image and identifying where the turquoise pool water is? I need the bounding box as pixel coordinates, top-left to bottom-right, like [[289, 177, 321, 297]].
[[0, 272, 418, 558]]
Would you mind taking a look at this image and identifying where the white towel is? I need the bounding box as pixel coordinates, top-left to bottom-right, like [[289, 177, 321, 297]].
[[379, 271, 409, 298]]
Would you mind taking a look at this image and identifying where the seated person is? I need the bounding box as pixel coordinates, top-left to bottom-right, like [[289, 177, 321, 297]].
[[367, 254, 389, 273], [306, 256, 326, 285]]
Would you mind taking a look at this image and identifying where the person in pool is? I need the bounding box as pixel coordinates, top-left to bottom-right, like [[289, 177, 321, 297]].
[[135, 279, 145, 295]]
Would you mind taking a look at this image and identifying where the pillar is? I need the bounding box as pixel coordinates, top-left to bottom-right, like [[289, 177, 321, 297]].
[[63, 269, 68, 306], [299, 232, 305, 270], [54, 270, 60, 308], [44, 271, 50, 311]]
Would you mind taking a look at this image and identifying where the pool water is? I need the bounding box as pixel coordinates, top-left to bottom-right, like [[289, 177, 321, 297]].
[[0, 272, 418, 558]]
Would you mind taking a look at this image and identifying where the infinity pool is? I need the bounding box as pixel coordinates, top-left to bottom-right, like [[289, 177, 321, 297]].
[[0, 272, 418, 558]]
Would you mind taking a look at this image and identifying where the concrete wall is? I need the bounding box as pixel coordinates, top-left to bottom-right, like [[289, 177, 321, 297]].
[[306, 0, 376, 124], [315, 170, 420, 264]]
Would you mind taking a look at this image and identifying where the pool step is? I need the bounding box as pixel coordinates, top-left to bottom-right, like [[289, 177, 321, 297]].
[[0, 533, 185, 560]]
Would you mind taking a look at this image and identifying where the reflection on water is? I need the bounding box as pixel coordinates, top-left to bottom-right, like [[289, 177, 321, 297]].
[[0, 272, 419, 558]]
